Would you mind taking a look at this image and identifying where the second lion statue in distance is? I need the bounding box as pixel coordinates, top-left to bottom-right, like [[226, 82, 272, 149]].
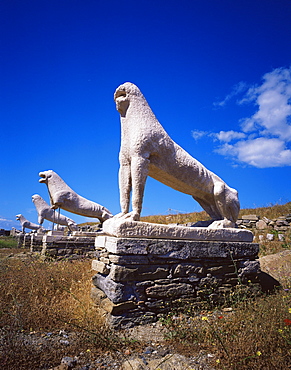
[[39, 170, 113, 223], [113, 82, 240, 228]]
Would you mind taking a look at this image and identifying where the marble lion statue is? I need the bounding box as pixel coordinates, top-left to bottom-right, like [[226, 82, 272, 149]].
[[32, 194, 78, 231], [16, 214, 45, 233], [39, 170, 113, 223], [114, 82, 240, 228]]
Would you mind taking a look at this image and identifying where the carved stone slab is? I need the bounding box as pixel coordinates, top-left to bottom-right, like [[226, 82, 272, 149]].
[[102, 218, 254, 242], [95, 235, 259, 259]]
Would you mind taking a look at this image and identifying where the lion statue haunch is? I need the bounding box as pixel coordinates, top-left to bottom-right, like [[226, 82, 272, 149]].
[[32, 194, 78, 231], [114, 82, 240, 228], [16, 214, 44, 234], [38, 170, 113, 223]]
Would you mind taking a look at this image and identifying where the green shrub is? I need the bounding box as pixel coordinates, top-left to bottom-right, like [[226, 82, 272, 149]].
[[0, 236, 18, 248]]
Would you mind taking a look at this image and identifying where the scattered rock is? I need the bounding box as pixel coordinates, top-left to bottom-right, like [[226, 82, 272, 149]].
[[278, 234, 285, 241], [259, 250, 291, 286], [59, 339, 70, 345], [121, 353, 215, 370], [237, 213, 291, 234], [61, 356, 77, 368], [256, 220, 268, 230]]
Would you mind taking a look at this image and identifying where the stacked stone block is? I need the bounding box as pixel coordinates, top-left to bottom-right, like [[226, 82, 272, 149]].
[[16, 233, 25, 247], [16, 233, 32, 248], [30, 234, 44, 252], [236, 214, 291, 232], [42, 234, 96, 259], [92, 235, 259, 328]]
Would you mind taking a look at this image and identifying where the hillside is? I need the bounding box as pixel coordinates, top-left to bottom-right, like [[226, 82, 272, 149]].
[[141, 202, 291, 225]]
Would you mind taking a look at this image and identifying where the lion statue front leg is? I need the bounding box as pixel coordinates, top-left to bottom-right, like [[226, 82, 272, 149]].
[[115, 155, 149, 221]]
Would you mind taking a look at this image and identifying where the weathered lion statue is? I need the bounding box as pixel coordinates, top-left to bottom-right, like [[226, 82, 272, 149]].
[[114, 82, 240, 228], [39, 170, 113, 223], [16, 214, 45, 234], [32, 194, 78, 231]]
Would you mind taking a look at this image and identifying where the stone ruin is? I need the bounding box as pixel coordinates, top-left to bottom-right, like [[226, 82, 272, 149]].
[[113, 82, 240, 228], [15, 170, 112, 257], [13, 82, 267, 328], [38, 170, 113, 222], [237, 214, 291, 241], [91, 234, 259, 328], [237, 214, 291, 232], [90, 82, 261, 328]]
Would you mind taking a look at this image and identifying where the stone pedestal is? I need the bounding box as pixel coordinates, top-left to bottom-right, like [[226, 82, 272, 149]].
[[16, 233, 24, 247], [47, 230, 64, 236], [72, 231, 104, 237], [42, 234, 96, 259], [30, 234, 44, 252], [16, 233, 33, 248], [102, 218, 254, 242], [91, 235, 260, 328]]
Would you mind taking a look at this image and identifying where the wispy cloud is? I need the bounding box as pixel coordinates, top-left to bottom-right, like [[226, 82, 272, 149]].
[[0, 216, 18, 229], [0, 217, 11, 222], [213, 81, 248, 107], [200, 66, 291, 168], [191, 130, 208, 140], [214, 130, 246, 143], [239, 67, 291, 140]]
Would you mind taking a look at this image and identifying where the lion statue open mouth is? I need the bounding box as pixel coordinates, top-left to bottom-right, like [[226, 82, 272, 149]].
[[32, 194, 78, 231], [39, 170, 113, 223], [16, 214, 44, 233]]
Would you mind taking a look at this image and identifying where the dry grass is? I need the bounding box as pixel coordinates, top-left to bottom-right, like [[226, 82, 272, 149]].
[[257, 237, 291, 257], [0, 256, 131, 369], [162, 288, 291, 370], [0, 202, 291, 369], [0, 257, 95, 331], [141, 201, 291, 225], [57, 201, 291, 228], [152, 203, 291, 369], [141, 210, 209, 224], [1, 254, 290, 369], [239, 202, 291, 220]]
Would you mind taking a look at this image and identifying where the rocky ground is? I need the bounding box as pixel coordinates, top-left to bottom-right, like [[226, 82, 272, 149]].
[[2, 248, 290, 370], [0, 249, 218, 370], [1, 322, 217, 370]]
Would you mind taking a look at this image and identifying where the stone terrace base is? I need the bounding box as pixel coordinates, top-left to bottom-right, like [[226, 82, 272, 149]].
[[30, 234, 44, 252], [91, 236, 260, 329], [20, 232, 102, 259], [42, 234, 96, 259], [102, 219, 254, 242]]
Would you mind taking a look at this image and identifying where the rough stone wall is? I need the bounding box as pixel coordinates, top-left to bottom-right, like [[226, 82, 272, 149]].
[[17, 231, 100, 259], [0, 229, 10, 236], [42, 235, 96, 259], [236, 214, 291, 232], [30, 234, 44, 252], [91, 236, 260, 328], [16, 234, 25, 247], [16, 234, 32, 248]]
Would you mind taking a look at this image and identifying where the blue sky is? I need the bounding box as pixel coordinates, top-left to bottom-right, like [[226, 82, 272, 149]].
[[1, 0, 291, 230]]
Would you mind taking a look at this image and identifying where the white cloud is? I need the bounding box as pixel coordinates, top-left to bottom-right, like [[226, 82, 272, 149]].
[[216, 137, 291, 168], [191, 130, 208, 140], [208, 66, 291, 168], [240, 67, 291, 140], [0, 217, 10, 222], [214, 130, 246, 143], [0, 216, 18, 230]]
